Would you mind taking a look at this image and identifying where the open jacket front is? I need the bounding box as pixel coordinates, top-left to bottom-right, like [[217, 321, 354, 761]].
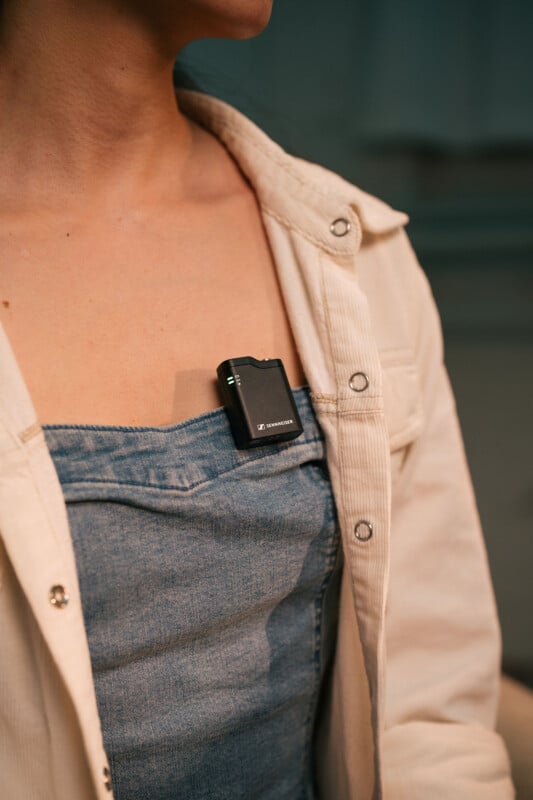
[[0, 90, 514, 800]]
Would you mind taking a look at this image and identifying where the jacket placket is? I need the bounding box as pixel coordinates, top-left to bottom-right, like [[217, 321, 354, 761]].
[[0, 324, 111, 800], [261, 210, 392, 799]]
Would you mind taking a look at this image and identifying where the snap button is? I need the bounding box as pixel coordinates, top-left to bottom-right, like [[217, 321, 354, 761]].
[[354, 520, 373, 541], [49, 584, 69, 609], [330, 217, 351, 237], [103, 766, 112, 792], [349, 372, 369, 392]]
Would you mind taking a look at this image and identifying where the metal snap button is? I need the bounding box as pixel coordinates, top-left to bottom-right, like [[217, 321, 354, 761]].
[[354, 520, 373, 541], [103, 766, 112, 792], [49, 584, 69, 609], [330, 217, 351, 237], [349, 372, 369, 392]]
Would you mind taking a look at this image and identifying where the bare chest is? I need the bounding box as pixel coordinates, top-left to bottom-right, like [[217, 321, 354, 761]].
[[0, 204, 305, 427]]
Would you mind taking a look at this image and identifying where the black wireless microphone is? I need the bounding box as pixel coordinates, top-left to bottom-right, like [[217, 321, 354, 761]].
[[217, 356, 303, 449]]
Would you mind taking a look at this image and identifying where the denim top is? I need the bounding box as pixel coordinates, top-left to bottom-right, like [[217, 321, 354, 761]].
[[42, 386, 342, 800]]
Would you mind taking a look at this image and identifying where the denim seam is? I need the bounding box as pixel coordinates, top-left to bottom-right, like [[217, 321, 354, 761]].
[[53, 436, 325, 493], [41, 406, 225, 433]]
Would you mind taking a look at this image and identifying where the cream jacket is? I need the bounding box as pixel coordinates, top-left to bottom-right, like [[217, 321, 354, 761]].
[[0, 90, 514, 800]]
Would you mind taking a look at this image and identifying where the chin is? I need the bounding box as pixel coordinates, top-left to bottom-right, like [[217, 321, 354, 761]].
[[183, 0, 274, 41], [230, 2, 274, 38]]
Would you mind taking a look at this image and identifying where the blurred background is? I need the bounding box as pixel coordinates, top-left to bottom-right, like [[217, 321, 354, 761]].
[[180, 0, 533, 688]]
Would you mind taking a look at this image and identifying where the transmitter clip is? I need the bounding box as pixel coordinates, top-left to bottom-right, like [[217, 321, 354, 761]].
[[217, 356, 303, 450]]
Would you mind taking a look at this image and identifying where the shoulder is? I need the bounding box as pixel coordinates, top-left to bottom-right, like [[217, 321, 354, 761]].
[[288, 154, 410, 236], [177, 88, 431, 342], [176, 88, 408, 239]]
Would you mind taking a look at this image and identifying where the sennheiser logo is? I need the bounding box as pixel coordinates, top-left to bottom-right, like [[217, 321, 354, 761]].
[[257, 419, 293, 430]]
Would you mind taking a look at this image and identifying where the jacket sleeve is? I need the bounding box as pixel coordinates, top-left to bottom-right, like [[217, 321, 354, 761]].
[[380, 232, 515, 799]]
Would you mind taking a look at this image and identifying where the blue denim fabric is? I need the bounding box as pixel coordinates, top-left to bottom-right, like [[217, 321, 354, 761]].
[[43, 387, 342, 800]]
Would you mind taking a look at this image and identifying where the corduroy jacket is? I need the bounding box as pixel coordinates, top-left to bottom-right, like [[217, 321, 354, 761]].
[[0, 89, 514, 799]]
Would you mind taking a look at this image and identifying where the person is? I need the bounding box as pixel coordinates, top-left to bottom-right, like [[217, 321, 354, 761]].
[[0, 1, 515, 799]]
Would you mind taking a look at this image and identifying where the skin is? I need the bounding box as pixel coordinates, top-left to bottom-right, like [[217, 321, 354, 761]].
[[0, 0, 306, 426]]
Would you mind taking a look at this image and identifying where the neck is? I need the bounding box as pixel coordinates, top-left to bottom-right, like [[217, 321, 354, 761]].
[[0, 0, 196, 213]]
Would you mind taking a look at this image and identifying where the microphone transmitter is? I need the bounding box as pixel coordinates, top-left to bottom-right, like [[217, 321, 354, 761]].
[[217, 356, 303, 450]]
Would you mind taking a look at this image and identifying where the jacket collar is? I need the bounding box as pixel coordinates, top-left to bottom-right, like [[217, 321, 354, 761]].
[[177, 89, 409, 257]]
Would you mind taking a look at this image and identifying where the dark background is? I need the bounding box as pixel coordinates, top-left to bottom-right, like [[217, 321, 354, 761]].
[[181, 0, 533, 687]]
